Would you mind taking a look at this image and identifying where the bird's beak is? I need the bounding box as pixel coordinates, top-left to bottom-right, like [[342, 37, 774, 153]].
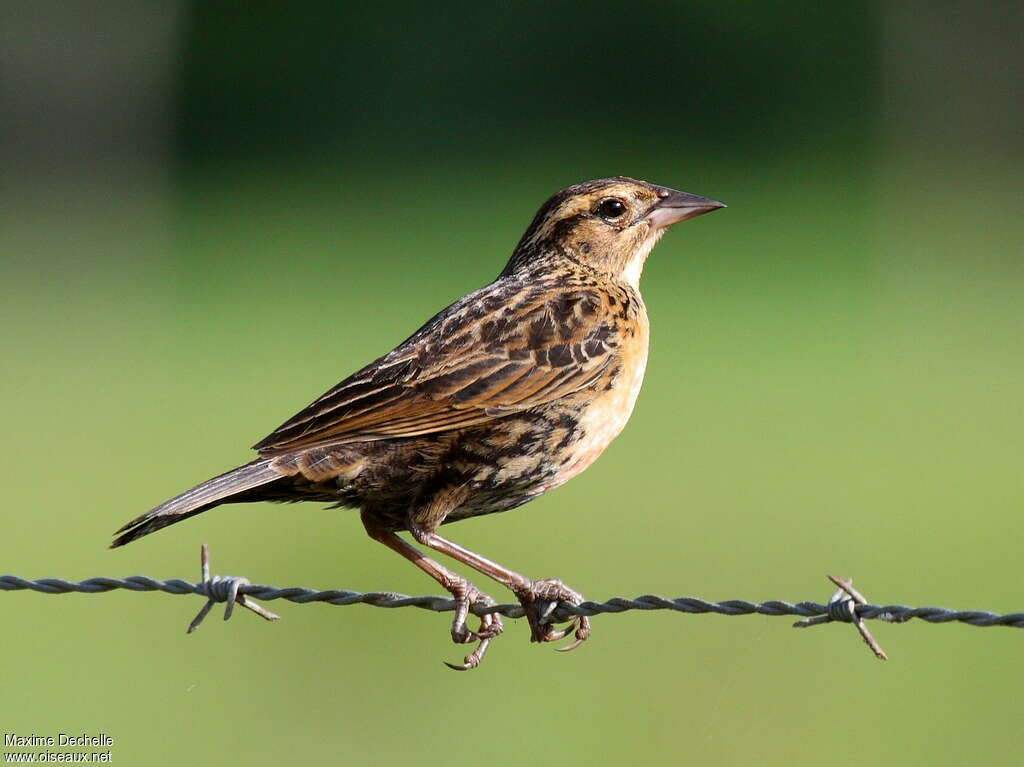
[[644, 189, 726, 230]]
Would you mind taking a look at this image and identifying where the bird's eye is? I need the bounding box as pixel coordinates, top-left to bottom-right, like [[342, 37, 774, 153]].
[[596, 198, 626, 221]]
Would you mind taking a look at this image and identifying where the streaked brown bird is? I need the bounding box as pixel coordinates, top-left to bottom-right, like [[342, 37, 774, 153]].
[[113, 177, 725, 668]]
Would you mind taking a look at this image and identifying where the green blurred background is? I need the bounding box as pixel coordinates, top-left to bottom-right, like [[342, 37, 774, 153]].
[[2, 2, 1021, 764]]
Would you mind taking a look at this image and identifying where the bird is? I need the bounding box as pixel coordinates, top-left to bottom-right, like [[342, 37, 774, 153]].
[[112, 177, 725, 669]]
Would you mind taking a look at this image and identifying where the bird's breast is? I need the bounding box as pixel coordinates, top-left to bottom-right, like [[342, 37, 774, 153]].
[[544, 315, 649, 490]]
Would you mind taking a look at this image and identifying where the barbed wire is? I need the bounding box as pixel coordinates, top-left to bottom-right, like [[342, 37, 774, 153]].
[[3, 545, 1022, 661]]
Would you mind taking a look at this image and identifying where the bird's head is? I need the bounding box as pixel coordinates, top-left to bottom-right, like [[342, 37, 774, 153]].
[[504, 177, 724, 287]]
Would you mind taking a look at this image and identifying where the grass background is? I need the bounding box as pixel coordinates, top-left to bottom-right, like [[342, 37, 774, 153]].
[[2, 3, 1022, 765]]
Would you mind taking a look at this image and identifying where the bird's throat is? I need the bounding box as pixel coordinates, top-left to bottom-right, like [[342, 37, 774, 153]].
[[621, 228, 665, 289]]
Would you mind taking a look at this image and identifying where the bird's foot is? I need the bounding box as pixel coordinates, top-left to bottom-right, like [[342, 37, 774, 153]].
[[514, 578, 591, 652], [444, 580, 503, 671]]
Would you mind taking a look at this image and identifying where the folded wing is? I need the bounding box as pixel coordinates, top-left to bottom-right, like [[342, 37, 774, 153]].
[[253, 278, 622, 454]]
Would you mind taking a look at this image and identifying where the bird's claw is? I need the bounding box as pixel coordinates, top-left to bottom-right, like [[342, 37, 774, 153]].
[[443, 577, 589, 669], [443, 633, 493, 671], [445, 581, 503, 670], [554, 634, 588, 653], [515, 578, 591, 651]]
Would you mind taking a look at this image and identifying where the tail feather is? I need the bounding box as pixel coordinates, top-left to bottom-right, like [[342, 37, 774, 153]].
[[111, 458, 283, 548]]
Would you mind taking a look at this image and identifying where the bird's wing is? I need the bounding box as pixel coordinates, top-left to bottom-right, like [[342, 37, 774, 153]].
[[252, 277, 624, 454]]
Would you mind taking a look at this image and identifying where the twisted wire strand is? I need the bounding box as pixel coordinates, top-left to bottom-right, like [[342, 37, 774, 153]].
[[3, 573, 1024, 628]]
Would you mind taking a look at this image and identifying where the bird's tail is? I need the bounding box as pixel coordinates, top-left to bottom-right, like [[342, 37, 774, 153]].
[[111, 458, 283, 548]]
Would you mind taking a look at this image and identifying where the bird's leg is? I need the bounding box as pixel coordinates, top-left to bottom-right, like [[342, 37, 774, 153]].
[[361, 511, 502, 670], [407, 520, 591, 650]]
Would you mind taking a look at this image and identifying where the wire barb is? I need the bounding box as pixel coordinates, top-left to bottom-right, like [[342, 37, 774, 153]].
[[186, 543, 280, 633], [792, 575, 902, 660], [3, 546, 1024, 660]]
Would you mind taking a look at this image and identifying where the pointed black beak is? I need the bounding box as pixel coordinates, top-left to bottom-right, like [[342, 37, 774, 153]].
[[645, 188, 726, 230]]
